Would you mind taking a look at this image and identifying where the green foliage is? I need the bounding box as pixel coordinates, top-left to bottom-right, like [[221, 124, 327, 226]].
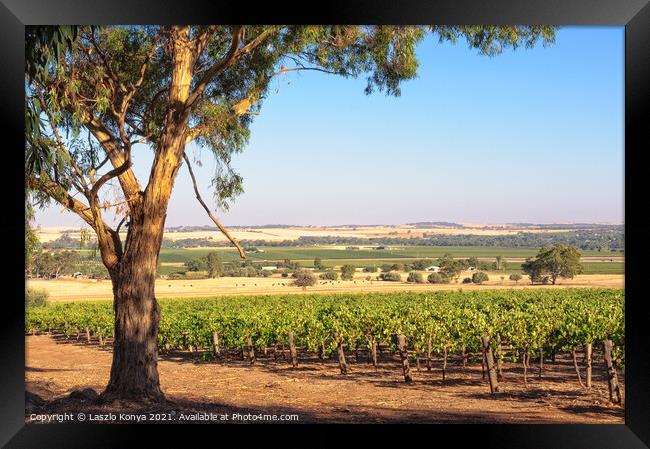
[[509, 274, 523, 284], [379, 272, 402, 282], [472, 271, 489, 284], [523, 245, 583, 285], [407, 272, 424, 283], [437, 253, 465, 282], [319, 270, 338, 280], [26, 288, 49, 308], [340, 264, 356, 281], [291, 271, 317, 287], [26, 288, 624, 369], [206, 252, 224, 278], [427, 272, 448, 284], [363, 266, 378, 273], [314, 257, 324, 270]]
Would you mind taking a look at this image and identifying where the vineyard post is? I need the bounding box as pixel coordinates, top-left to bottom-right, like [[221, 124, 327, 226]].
[[396, 334, 413, 383], [539, 348, 543, 379], [522, 351, 529, 388], [602, 339, 621, 404], [481, 333, 499, 394], [288, 332, 298, 367], [481, 349, 486, 380], [426, 337, 432, 372], [495, 334, 503, 380], [212, 332, 220, 357], [370, 338, 378, 371], [586, 342, 593, 389], [246, 336, 256, 365], [461, 346, 467, 367], [572, 349, 586, 388], [442, 345, 448, 382], [85, 326, 91, 343], [337, 340, 349, 375]]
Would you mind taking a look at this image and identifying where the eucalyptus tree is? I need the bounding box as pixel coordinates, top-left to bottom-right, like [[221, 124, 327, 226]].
[[25, 25, 555, 402]]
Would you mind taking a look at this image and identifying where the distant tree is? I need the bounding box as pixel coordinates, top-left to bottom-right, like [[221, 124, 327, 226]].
[[390, 263, 403, 272], [438, 253, 464, 282], [407, 272, 424, 283], [532, 245, 583, 284], [495, 255, 505, 270], [411, 259, 432, 270], [380, 264, 393, 273], [184, 258, 206, 272], [380, 272, 402, 282], [340, 264, 356, 281], [319, 270, 338, 280], [472, 271, 489, 284], [522, 258, 545, 284], [467, 257, 479, 268], [363, 266, 378, 273], [314, 257, 324, 270], [291, 271, 317, 287], [427, 272, 449, 284], [206, 252, 224, 278], [509, 273, 522, 284]]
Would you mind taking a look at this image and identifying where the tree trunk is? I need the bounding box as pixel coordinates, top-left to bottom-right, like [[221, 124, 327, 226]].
[[586, 342, 593, 389], [288, 332, 298, 367], [572, 349, 586, 389], [481, 334, 499, 394], [246, 336, 256, 365], [396, 334, 412, 383], [100, 232, 164, 403], [603, 339, 621, 404], [370, 338, 378, 371], [337, 340, 348, 375], [86, 326, 91, 343], [318, 341, 326, 361]]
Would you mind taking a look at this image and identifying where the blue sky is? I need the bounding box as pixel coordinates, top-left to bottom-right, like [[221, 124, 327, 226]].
[[35, 26, 624, 227]]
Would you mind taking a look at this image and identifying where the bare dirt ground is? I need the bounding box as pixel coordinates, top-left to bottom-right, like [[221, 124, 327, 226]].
[[25, 335, 624, 424], [29, 273, 624, 302]]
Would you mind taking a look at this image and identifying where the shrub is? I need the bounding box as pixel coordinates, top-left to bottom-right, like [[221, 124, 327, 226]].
[[319, 270, 338, 280], [472, 271, 489, 284], [380, 272, 402, 282], [281, 272, 289, 278], [407, 272, 424, 283], [26, 288, 49, 308], [427, 272, 448, 284], [291, 271, 317, 287], [340, 264, 356, 281], [462, 277, 472, 284], [509, 274, 523, 284], [363, 266, 378, 273]]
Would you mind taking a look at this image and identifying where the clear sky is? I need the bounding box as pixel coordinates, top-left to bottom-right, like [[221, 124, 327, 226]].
[[34, 26, 624, 228]]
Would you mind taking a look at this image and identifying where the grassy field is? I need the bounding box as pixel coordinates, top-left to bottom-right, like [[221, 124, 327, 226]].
[[158, 245, 622, 263], [155, 246, 624, 275]]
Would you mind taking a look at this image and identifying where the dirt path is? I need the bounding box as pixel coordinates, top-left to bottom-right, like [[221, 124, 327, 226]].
[[25, 335, 624, 424]]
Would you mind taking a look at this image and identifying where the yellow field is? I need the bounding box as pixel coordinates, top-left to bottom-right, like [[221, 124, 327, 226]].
[[28, 271, 624, 302], [36, 223, 580, 243]]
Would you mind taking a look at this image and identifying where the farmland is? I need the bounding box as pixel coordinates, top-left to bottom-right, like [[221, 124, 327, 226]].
[[26, 289, 624, 423]]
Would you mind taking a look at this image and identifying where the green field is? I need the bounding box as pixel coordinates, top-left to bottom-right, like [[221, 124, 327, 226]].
[[157, 245, 624, 275]]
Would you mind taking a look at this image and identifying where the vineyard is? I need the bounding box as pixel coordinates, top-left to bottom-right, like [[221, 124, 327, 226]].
[[26, 289, 624, 402]]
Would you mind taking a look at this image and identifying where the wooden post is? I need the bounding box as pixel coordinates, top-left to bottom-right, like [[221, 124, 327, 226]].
[[442, 345, 448, 381], [586, 342, 593, 389], [539, 348, 543, 379], [288, 332, 298, 367], [461, 345, 467, 367], [85, 326, 91, 343], [496, 334, 503, 380], [212, 332, 220, 357], [246, 336, 256, 365], [522, 352, 529, 388], [426, 337, 432, 372], [603, 339, 621, 404], [481, 333, 499, 394], [370, 339, 378, 371], [396, 334, 412, 383], [337, 340, 348, 375], [481, 350, 486, 380]]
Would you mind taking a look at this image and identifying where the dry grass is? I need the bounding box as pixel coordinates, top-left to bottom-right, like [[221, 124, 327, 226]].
[[28, 272, 624, 302]]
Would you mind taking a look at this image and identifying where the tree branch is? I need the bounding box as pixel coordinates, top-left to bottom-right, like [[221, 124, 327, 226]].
[[182, 152, 245, 258]]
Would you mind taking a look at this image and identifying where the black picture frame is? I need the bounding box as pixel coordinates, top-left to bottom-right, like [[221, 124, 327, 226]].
[[1, 1, 648, 447]]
